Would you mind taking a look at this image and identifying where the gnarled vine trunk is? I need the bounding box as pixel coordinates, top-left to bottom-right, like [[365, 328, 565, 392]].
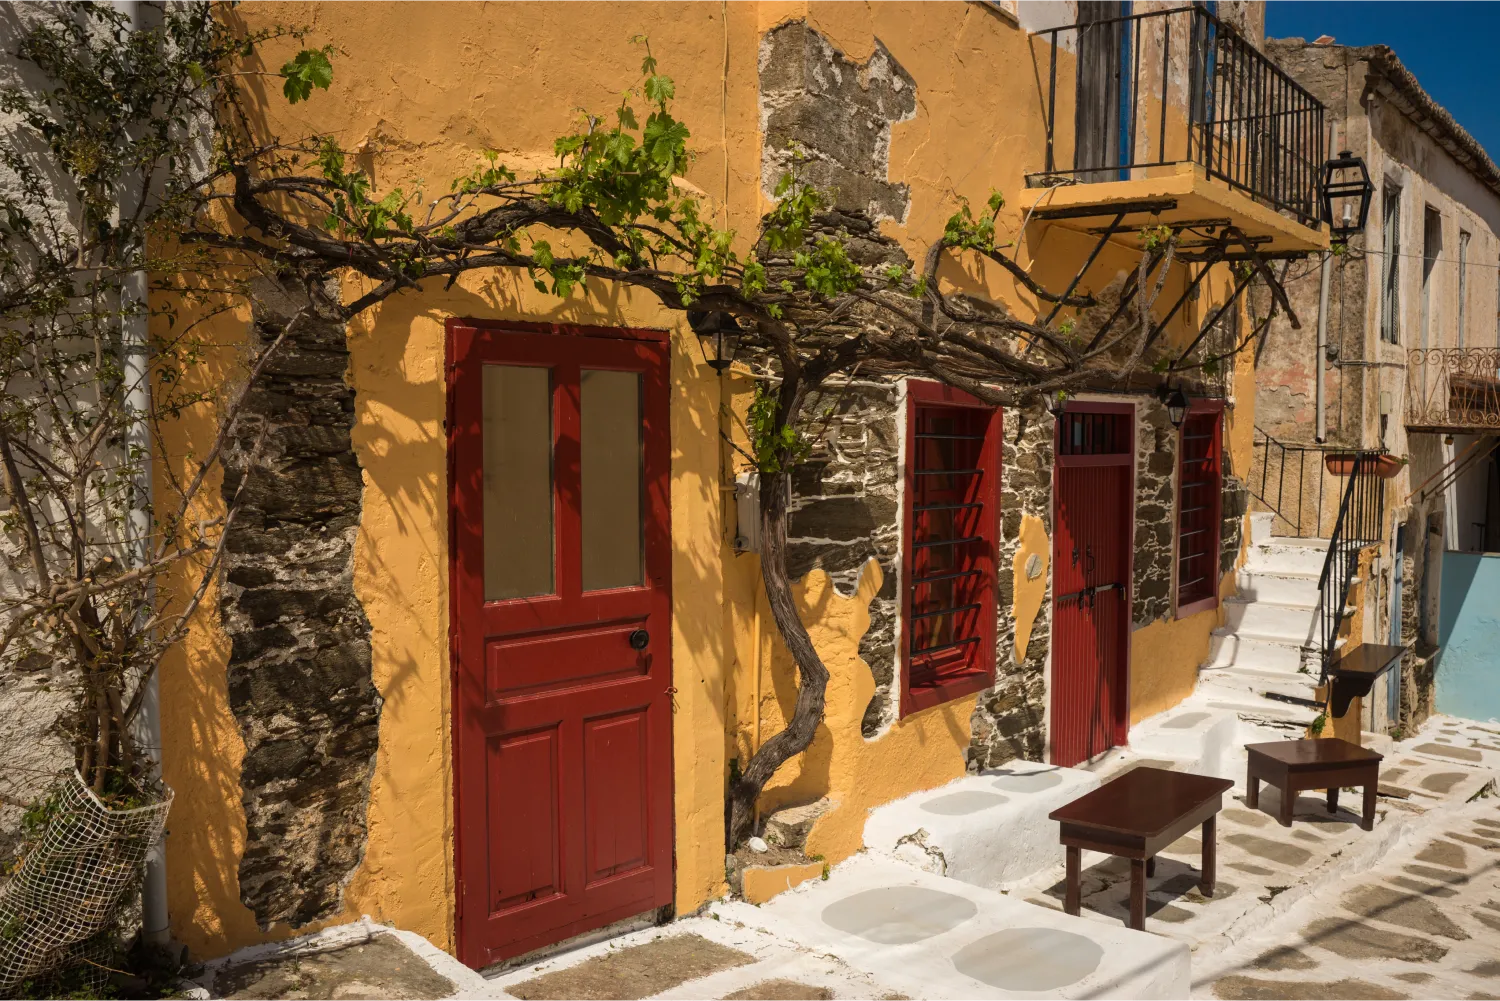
[[726, 375, 832, 849]]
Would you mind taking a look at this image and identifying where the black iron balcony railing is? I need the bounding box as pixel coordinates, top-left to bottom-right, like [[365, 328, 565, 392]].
[[1033, 5, 1326, 228]]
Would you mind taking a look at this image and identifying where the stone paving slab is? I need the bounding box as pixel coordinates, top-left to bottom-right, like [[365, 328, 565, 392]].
[[721, 852, 1189, 999], [1006, 716, 1500, 965], [1190, 718, 1500, 1000], [190, 717, 1500, 1000]]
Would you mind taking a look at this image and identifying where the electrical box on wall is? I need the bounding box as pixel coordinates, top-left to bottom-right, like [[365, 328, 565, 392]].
[[732, 472, 790, 553], [734, 472, 760, 552]]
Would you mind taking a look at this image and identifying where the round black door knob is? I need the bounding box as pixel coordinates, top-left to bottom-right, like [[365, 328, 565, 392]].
[[629, 629, 650, 650]]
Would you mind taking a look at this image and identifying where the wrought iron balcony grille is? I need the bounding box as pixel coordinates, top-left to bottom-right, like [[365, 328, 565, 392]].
[[1406, 347, 1500, 433], [1032, 5, 1326, 229]]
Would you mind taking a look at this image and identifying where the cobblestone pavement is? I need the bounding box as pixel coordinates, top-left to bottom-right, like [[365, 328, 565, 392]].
[[1010, 723, 1489, 933], [1186, 718, 1500, 1000], [198, 717, 1500, 999]]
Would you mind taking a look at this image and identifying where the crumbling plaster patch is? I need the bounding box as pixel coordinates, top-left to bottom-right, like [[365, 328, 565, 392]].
[[759, 20, 917, 223]]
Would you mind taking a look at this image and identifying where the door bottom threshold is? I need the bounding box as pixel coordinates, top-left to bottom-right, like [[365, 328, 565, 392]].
[[478, 903, 673, 977]]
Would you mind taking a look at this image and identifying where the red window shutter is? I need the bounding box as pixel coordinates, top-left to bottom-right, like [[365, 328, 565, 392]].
[[1176, 406, 1223, 615], [901, 381, 1000, 717]]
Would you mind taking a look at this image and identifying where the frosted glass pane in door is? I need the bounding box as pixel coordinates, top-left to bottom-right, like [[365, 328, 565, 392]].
[[581, 369, 643, 590], [483, 365, 554, 600]]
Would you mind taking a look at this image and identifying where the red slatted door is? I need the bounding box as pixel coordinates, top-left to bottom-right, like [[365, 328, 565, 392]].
[[1051, 406, 1133, 767], [448, 321, 673, 969]]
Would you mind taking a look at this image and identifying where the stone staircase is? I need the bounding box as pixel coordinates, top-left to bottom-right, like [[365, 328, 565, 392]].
[[1198, 513, 1329, 711]]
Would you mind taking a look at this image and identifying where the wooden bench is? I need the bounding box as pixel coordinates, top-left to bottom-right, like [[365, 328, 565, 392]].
[[1245, 737, 1382, 831], [1049, 766, 1233, 931]]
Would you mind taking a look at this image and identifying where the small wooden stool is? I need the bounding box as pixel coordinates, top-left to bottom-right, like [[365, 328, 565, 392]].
[[1245, 738, 1382, 830]]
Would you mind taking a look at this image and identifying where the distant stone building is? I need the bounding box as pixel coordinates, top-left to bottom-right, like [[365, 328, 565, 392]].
[[1260, 38, 1500, 730]]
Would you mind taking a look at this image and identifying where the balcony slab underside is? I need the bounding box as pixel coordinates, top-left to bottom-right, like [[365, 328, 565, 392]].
[[1026, 163, 1329, 257]]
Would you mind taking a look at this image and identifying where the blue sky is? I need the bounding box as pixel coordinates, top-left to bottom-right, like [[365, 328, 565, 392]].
[[1265, 2, 1500, 160]]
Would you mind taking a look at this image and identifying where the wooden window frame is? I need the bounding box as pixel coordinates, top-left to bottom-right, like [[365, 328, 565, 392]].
[[899, 380, 1001, 718], [1380, 182, 1401, 345], [1174, 399, 1224, 619]]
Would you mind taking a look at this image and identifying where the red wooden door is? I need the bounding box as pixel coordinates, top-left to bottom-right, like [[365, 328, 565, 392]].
[[1051, 405, 1133, 767], [448, 320, 673, 969]]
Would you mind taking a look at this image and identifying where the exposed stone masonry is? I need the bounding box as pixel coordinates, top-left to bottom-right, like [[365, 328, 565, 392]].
[[1133, 397, 1245, 627], [968, 402, 1052, 769], [786, 381, 902, 736], [1133, 401, 1178, 626], [220, 281, 379, 930], [759, 20, 917, 222]]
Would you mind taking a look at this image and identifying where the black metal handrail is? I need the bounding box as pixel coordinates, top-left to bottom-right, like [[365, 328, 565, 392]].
[[1250, 428, 1347, 538], [1033, 5, 1326, 227], [1315, 453, 1387, 681]]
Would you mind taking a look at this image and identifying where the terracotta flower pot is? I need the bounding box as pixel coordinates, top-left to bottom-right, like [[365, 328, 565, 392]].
[[1324, 453, 1405, 478]]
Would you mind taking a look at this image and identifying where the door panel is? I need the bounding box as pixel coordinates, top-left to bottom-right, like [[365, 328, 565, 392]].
[[486, 728, 561, 912], [1051, 408, 1133, 768], [451, 323, 673, 968], [1074, 1, 1128, 181], [583, 711, 650, 881]]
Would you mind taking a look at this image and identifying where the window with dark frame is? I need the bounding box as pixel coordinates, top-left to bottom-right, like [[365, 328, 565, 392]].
[[1458, 229, 1470, 348], [1175, 404, 1223, 616], [901, 382, 1000, 717], [1380, 183, 1401, 344], [1422, 205, 1442, 350]]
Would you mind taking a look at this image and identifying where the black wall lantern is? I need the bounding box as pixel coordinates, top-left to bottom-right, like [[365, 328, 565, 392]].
[[1156, 384, 1188, 428], [1048, 390, 1068, 420], [1320, 150, 1375, 240], [688, 310, 741, 372]]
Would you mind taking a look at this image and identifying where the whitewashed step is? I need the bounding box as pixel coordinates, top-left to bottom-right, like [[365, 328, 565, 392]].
[[1222, 597, 1317, 645], [1245, 541, 1331, 576], [1200, 667, 1320, 703], [1207, 632, 1305, 674], [1235, 569, 1319, 607]]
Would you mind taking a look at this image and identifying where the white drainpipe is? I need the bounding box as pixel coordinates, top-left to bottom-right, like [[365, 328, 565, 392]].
[[1315, 248, 1330, 443], [116, 0, 170, 950], [1315, 123, 1336, 444]]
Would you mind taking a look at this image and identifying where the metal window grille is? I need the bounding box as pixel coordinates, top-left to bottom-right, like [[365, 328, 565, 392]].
[[1058, 410, 1132, 456], [1176, 411, 1222, 608], [907, 404, 991, 691]]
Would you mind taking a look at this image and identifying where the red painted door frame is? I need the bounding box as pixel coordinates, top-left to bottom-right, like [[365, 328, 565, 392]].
[[1050, 401, 1134, 767], [446, 318, 674, 969]]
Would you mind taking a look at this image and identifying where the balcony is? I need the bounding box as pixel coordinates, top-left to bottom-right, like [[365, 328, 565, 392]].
[[1026, 5, 1327, 257], [1406, 347, 1500, 433]]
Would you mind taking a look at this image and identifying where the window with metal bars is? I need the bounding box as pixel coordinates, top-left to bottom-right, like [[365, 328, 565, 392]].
[[1175, 404, 1223, 616], [900, 381, 1000, 717], [1058, 409, 1132, 456]]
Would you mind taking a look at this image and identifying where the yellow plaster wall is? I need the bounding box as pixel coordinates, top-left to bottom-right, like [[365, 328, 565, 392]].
[[1012, 514, 1049, 664], [157, 0, 1282, 960], [726, 558, 976, 867], [153, 293, 265, 959], [161, 0, 760, 958], [162, 282, 729, 960]]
